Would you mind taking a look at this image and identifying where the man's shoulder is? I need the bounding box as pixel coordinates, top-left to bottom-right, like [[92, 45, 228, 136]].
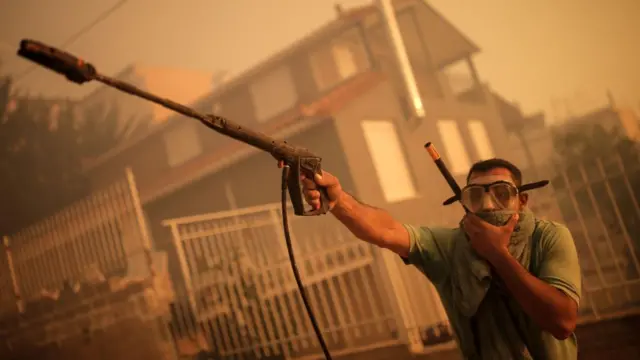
[[401, 224, 463, 279], [533, 218, 577, 253], [402, 224, 462, 256], [404, 224, 462, 242], [534, 219, 573, 241]]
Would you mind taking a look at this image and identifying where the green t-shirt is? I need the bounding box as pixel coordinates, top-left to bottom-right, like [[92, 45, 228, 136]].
[[403, 219, 582, 359]]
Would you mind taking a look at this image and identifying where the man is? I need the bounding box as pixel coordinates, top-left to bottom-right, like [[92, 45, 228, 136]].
[[296, 158, 582, 359]]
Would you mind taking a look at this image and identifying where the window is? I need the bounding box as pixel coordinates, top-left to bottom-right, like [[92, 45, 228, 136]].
[[436, 119, 471, 175], [333, 44, 358, 79], [361, 120, 417, 203], [467, 119, 495, 160], [249, 66, 297, 122], [441, 59, 475, 95], [309, 27, 370, 91], [164, 123, 202, 167]]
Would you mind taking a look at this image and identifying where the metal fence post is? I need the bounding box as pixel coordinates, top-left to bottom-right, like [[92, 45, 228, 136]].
[[168, 222, 197, 313], [3, 236, 23, 313], [125, 167, 155, 278]]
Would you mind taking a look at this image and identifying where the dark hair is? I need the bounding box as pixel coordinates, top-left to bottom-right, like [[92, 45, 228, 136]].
[[466, 158, 522, 186]]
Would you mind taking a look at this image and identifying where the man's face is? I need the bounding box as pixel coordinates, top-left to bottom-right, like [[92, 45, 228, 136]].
[[465, 167, 528, 212]]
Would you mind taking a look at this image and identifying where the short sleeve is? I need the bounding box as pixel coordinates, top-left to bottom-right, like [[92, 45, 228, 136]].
[[537, 222, 583, 306], [400, 224, 456, 285]]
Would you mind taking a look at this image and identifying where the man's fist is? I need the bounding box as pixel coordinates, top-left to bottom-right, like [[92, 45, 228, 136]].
[[278, 161, 343, 210], [463, 212, 519, 264]]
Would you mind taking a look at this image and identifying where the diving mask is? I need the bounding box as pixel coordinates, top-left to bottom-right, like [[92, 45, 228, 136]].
[[442, 174, 549, 213]]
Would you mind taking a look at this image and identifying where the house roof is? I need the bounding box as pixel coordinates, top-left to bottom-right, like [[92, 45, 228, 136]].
[[339, 0, 480, 68]]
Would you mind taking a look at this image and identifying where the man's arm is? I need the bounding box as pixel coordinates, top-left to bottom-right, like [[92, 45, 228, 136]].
[[297, 169, 410, 257], [489, 224, 581, 340], [331, 191, 410, 257]]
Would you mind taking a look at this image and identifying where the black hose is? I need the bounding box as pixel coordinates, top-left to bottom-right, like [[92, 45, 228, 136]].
[[280, 165, 333, 360]]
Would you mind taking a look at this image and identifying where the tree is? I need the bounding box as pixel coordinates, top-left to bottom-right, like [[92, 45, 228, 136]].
[[78, 101, 140, 158], [0, 90, 86, 235], [0, 76, 130, 237], [552, 122, 638, 163]]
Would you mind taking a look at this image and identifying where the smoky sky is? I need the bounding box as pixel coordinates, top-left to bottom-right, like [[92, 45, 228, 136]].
[[1, 0, 638, 120]]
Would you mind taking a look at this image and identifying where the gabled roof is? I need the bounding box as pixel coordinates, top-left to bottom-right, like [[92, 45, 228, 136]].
[[414, 1, 481, 68], [340, 0, 480, 68]]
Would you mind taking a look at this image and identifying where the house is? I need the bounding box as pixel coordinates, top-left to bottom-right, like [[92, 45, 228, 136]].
[[83, 0, 520, 234]]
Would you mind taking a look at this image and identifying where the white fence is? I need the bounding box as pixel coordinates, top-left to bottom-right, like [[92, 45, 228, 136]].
[[0, 168, 153, 316], [163, 203, 407, 359], [386, 254, 454, 351], [0, 238, 20, 318]]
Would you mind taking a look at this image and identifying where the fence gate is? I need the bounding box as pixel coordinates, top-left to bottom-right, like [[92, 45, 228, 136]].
[[164, 202, 405, 359]]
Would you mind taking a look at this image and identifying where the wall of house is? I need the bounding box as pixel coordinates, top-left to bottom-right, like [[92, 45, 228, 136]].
[[84, 131, 172, 191]]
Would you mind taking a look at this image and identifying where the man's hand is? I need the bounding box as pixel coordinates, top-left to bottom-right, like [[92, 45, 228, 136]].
[[463, 212, 519, 264], [278, 161, 343, 211]]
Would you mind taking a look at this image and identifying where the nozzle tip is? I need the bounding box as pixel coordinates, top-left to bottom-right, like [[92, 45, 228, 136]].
[[424, 141, 440, 160]]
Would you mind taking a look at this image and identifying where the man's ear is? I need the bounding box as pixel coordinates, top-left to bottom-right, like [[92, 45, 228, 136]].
[[519, 193, 529, 207]]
